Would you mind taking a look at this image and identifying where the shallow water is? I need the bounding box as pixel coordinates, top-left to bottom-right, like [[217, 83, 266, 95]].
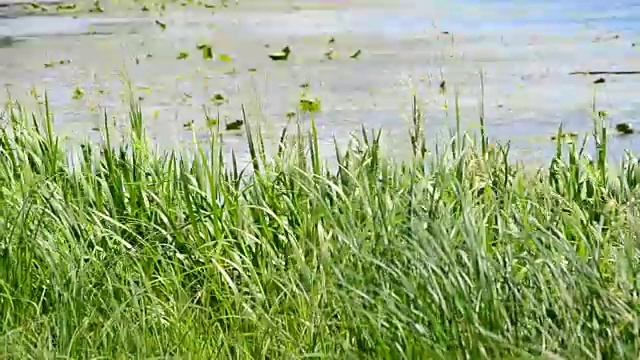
[[0, 0, 639, 165]]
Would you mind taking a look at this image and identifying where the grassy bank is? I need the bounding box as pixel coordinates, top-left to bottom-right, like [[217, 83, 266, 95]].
[[1, 96, 639, 359]]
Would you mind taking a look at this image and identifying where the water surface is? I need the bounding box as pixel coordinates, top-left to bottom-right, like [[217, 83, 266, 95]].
[[1, 0, 639, 164]]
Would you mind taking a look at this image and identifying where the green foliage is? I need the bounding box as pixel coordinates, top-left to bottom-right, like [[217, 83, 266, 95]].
[[0, 95, 639, 359]]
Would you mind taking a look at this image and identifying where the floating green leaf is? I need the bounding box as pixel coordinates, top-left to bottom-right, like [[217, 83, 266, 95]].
[[218, 54, 232, 62], [211, 93, 225, 103], [268, 46, 291, 61], [350, 49, 362, 59], [299, 97, 321, 113], [56, 3, 76, 10], [72, 87, 84, 100], [44, 59, 69, 69], [177, 51, 189, 60]]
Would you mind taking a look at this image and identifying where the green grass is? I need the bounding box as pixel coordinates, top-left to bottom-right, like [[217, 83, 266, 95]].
[[1, 94, 640, 359]]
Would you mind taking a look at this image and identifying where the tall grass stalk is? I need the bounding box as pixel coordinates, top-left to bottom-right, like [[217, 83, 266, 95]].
[[1, 98, 640, 359]]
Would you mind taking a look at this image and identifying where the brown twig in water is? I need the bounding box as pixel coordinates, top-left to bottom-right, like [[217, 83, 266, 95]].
[[569, 71, 640, 75]]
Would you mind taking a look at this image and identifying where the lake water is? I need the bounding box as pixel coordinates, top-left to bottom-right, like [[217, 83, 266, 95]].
[[1, 0, 639, 164]]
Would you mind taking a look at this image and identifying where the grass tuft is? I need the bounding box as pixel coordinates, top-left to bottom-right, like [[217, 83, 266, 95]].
[[1, 97, 640, 359]]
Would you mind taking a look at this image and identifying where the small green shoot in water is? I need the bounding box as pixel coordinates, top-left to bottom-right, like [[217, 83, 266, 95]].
[[200, 44, 213, 59], [29, 87, 40, 100], [350, 49, 362, 59], [328, 36, 335, 44], [439, 80, 447, 94], [141, 5, 150, 11], [551, 132, 578, 141], [183, 120, 194, 129], [90, 0, 104, 12], [225, 119, 243, 130], [155, 20, 167, 30], [72, 87, 84, 100], [205, 115, 218, 127], [177, 51, 189, 60]]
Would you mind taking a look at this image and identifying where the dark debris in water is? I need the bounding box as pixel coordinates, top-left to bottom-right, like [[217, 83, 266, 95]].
[[439, 80, 447, 93], [615, 123, 634, 135], [225, 119, 243, 131], [155, 19, 167, 30]]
